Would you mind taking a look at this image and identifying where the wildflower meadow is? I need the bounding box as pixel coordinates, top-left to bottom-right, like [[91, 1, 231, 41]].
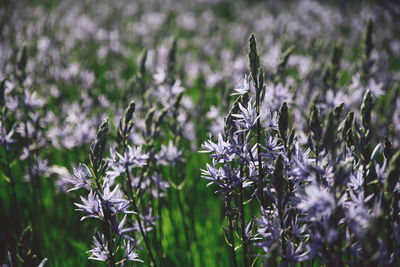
[[1, 0, 400, 266]]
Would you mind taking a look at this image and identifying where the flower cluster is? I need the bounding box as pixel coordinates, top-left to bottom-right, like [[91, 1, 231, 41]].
[[69, 119, 142, 265], [201, 32, 400, 266], [1, 1, 399, 265]]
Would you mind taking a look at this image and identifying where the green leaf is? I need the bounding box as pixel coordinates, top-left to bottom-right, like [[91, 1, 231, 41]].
[[0, 172, 11, 183]]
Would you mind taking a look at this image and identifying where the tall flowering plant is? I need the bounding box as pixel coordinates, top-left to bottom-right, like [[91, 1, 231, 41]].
[[201, 31, 400, 266]]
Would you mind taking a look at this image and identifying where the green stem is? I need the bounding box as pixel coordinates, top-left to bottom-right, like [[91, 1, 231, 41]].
[[255, 85, 265, 209], [176, 185, 190, 251], [3, 147, 20, 230], [175, 162, 191, 253], [157, 188, 163, 264], [226, 194, 238, 267], [169, 168, 180, 250], [104, 213, 116, 267], [126, 169, 157, 266], [239, 180, 248, 267]]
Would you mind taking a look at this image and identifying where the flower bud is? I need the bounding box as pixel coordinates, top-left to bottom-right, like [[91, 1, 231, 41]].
[[279, 102, 288, 143], [248, 34, 260, 87]]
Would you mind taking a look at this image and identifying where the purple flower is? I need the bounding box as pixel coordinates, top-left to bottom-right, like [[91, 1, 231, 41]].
[[135, 208, 157, 233], [281, 241, 309, 263], [260, 134, 283, 158], [23, 90, 45, 110], [232, 100, 259, 133], [74, 191, 104, 221], [151, 172, 170, 198], [105, 164, 125, 183], [347, 171, 364, 192], [66, 164, 92, 192], [201, 162, 249, 192], [290, 144, 324, 179], [111, 214, 136, 239], [156, 140, 183, 166], [231, 74, 254, 95], [262, 108, 279, 131], [115, 145, 149, 168], [256, 209, 282, 253], [297, 185, 335, 222], [123, 240, 143, 263], [0, 121, 15, 150], [87, 232, 108, 262], [98, 180, 133, 214], [200, 133, 233, 162]]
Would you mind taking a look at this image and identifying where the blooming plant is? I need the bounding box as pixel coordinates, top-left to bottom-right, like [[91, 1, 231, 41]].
[[1, 1, 400, 266], [201, 30, 400, 266]]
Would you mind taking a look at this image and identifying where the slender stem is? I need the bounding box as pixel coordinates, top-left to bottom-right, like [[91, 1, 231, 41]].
[[168, 168, 180, 250], [26, 153, 42, 256], [34, 155, 44, 211], [225, 194, 238, 267], [3, 147, 20, 229], [255, 81, 266, 209], [315, 146, 321, 186], [157, 187, 163, 264], [176, 184, 190, 251], [126, 169, 157, 266], [136, 165, 147, 199], [237, 129, 248, 267], [90, 153, 115, 267], [239, 181, 248, 267], [187, 192, 205, 267], [104, 213, 116, 267], [362, 160, 368, 193], [386, 194, 396, 263], [175, 162, 191, 252]]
